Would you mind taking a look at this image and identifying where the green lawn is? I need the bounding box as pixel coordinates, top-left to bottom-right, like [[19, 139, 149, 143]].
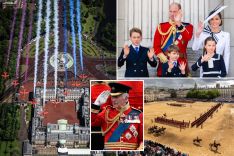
[[83, 14, 95, 34], [0, 141, 21, 156], [81, 3, 96, 34], [20, 33, 115, 60], [68, 36, 115, 58], [22, 36, 55, 58]]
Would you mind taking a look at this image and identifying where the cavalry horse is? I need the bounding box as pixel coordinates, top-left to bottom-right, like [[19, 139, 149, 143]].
[[153, 127, 166, 136], [148, 125, 166, 136], [193, 136, 202, 145], [209, 140, 221, 152]]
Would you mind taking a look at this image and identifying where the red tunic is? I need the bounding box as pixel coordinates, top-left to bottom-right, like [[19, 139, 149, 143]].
[[91, 104, 143, 150], [153, 20, 193, 76]]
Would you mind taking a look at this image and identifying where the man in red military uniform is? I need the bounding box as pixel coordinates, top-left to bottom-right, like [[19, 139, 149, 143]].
[[91, 82, 143, 150], [153, 2, 193, 76]]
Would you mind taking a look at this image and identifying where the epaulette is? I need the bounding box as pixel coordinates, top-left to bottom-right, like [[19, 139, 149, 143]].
[[160, 22, 170, 25], [158, 22, 175, 36]]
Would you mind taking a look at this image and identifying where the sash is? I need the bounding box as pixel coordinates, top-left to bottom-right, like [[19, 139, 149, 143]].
[[162, 31, 180, 52], [107, 109, 139, 142]]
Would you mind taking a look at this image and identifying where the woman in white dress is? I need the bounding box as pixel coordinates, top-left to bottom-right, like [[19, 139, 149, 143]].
[[192, 11, 230, 77]]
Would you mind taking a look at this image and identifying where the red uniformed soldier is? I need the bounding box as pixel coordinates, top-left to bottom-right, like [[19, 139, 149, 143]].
[[91, 82, 143, 150], [153, 2, 193, 77]]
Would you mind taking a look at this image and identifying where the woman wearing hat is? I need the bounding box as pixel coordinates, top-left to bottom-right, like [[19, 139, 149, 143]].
[[192, 7, 230, 77]]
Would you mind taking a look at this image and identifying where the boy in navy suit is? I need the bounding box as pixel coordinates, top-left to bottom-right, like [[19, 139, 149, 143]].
[[162, 44, 186, 77], [118, 27, 157, 77]]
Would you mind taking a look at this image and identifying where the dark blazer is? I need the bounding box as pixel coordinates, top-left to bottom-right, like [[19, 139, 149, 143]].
[[162, 61, 186, 77], [191, 54, 226, 77], [118, 45, 157, 77]]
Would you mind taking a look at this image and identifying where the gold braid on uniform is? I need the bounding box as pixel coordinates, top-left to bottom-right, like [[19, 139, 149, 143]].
[[101, 112, 121, 135], [105, 109, 121, 123], [158, 23, 177, 49], [102, 103, 130, 135], [91, 103, 130, 135], [91, 111, 120, 135], [157, 24, 174, 36]]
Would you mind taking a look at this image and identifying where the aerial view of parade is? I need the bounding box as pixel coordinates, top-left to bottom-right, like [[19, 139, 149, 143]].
[[0, 0, 115, 155]]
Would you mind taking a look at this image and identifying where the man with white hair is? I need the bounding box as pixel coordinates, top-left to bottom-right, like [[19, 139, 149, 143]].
[[91, 82, 143, 150]]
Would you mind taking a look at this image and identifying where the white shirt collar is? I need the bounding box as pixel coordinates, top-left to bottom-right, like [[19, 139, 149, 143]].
[[132, 44, 140, 49], [169, 60, 178, 64]]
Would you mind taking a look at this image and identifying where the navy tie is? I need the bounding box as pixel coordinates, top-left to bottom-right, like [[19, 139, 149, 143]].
[[135, 47, 139, 54]]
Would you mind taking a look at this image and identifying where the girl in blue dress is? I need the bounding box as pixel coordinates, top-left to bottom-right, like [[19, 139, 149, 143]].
[[191, 37, 226, 77]]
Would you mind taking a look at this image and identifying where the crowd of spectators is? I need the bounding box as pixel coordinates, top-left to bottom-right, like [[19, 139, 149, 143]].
[[90, 140, 189, 156], [144, 140, 189, 156]]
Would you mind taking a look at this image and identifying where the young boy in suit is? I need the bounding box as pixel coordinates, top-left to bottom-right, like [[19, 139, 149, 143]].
[[118, 27, 157, 77], [162, 44, 186, 77]]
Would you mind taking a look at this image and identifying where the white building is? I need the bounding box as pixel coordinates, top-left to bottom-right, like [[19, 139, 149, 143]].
[[30, 85, 90, 155]]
